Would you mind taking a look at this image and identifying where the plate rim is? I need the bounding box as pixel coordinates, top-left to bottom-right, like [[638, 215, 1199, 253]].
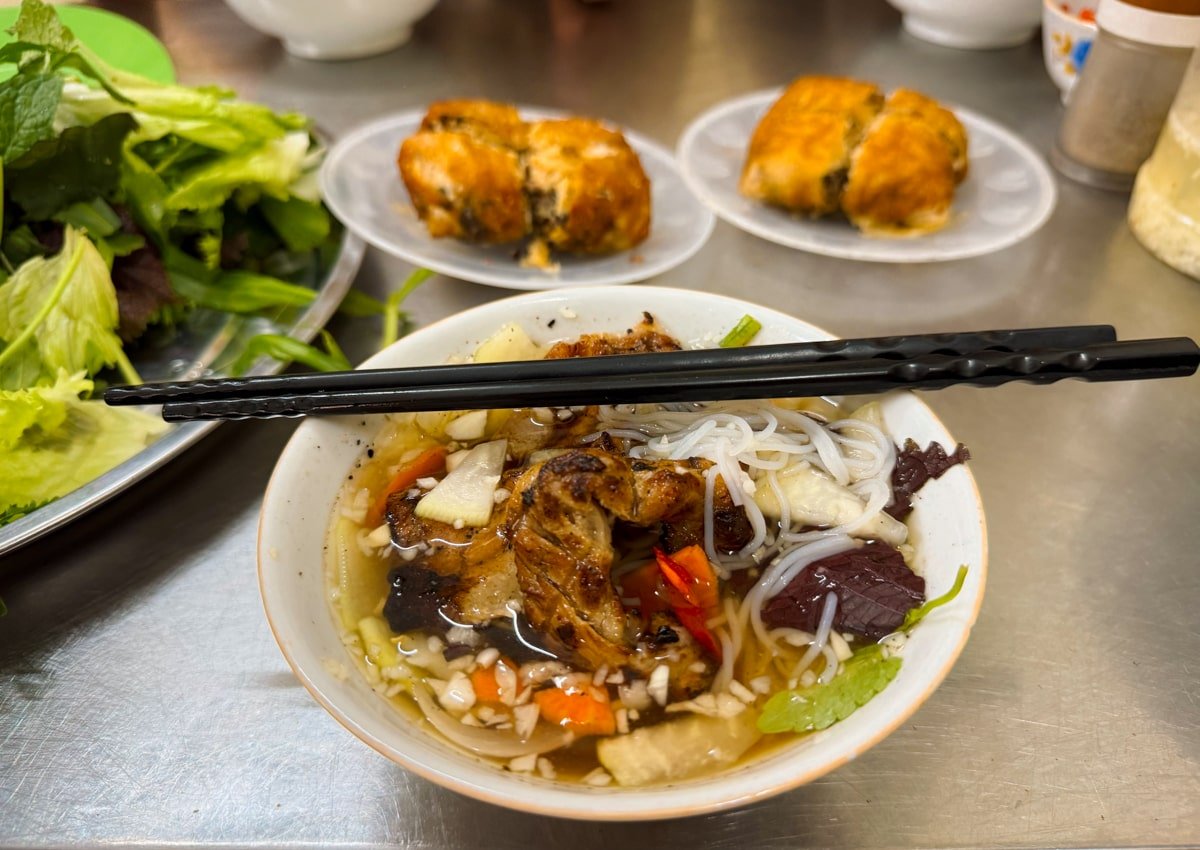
[[676, 87, 1058, 263], [319, 108, 715, 290], [0, 231, 367, 558]]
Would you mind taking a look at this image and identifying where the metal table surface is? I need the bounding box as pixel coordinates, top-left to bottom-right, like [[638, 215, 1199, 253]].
[[2, 1, 1198, 847]]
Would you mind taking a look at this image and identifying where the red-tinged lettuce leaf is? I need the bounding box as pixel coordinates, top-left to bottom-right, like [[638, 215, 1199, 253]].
[[761, 541, 924, 640], [112, 246, 177, 342], [885, 439, 971, 520]]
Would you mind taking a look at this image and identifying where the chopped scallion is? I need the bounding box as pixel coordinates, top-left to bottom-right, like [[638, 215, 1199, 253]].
[[719, 314, 762, 348]]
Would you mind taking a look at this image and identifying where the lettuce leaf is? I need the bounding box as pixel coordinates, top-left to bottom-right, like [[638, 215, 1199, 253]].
[[0, 370, 166, 519], [164, 131, 310, 212], [757, 644, 901, 734], [0, 227, 133, 388]]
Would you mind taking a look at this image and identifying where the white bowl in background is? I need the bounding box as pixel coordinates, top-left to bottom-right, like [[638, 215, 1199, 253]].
[[887, 0, 1041, 48], [257, 286, 988, 820], [223, 0, 439, 60], [1042, 0, 1099, 100]]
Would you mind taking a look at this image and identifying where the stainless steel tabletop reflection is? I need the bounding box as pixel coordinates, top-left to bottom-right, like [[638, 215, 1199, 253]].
[[2, 1, 1198, 847]]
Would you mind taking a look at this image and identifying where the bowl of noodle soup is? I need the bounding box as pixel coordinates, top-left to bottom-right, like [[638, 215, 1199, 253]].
[[258, 285, 986, 820]]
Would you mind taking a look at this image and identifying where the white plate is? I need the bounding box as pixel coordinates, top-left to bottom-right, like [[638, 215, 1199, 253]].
[[320, 109, 715, 289], [258, 286, 987, 821], [677, 89, 1057, 263]]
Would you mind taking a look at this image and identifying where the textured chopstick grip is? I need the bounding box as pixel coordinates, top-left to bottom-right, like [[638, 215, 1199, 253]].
[[109, 325, 1117, 406], [159, 338, 1197, 422]]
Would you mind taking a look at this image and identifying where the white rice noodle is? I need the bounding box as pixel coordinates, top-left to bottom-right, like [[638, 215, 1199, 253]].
[[790, 591, 838, 679]]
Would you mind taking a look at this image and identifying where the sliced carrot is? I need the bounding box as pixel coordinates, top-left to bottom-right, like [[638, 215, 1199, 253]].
[[534, 685, 616, 737], [365, 446, 448, 527], [470, 656, 515, 704]]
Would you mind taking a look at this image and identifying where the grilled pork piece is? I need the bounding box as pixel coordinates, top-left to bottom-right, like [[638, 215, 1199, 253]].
[[509, 448, 752, 696]]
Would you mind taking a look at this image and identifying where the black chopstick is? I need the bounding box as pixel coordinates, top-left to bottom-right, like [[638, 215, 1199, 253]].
[[104, 325, 1116, 407], [155, 338, 1198, 422]]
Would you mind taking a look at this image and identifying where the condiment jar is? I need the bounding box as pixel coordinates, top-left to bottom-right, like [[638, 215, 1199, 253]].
[[1052, 0, 1200, 191], [1128, 45, 1200, 277]]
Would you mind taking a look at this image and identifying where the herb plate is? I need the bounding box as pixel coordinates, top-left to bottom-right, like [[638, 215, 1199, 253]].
[[0, 228, 365, 557]]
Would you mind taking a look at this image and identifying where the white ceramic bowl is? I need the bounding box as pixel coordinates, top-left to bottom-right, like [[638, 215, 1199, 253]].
[[258, 286, 988, 820], [887, 0, 1041, 48], [223, 0, 439, 60], [1042, 0, 1099, 100]]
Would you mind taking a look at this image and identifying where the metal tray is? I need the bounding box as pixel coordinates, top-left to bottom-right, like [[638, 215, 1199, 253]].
[[0, 229, 366, 557]]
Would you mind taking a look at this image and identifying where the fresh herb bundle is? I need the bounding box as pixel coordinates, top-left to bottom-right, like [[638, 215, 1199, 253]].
[[0, 0, 383, 525]]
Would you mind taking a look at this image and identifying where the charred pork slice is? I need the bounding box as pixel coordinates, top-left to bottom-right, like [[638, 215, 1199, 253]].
[[508, 448, 753, 697], [385, 467, 533, 624]]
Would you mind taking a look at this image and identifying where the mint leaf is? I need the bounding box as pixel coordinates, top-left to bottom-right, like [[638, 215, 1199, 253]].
[[7, 113, 137, 219], [757, 644, 901, 734], [0, 72, 62, 162], [902, 565, 968, 631], [10, 0, 78, 52]]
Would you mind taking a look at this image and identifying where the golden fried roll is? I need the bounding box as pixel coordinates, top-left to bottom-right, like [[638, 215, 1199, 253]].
[[524, 118, 651, 255], [739, 111, 857, 214], [398, 131, 530, 244], [884, 89, 969, 181], [420, 99, 529, 150], [739, 76, 883, 215], [840, 111, 957, 235], [772, 76, 884, 131]]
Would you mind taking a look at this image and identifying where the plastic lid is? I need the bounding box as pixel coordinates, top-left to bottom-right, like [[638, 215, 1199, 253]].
[[1098, 0, 1200, 46]]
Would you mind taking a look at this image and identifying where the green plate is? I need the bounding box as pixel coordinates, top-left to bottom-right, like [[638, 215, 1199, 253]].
[[0, 4, 175, 83]]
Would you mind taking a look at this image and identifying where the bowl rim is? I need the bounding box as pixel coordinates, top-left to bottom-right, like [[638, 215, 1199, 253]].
[[257, 285, 989, 820]]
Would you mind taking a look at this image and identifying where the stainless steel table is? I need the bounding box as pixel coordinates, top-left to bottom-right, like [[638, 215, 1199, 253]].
[[2, 1, 1198, 846]]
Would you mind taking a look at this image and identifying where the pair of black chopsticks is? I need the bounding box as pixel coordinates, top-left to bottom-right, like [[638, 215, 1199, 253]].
[[104, 325, 1199, 422]]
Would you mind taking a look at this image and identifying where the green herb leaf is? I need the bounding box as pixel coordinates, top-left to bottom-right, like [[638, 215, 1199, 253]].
[[383, 268, 432, 349], [228, 330, 351, 376], [260, 195, 331, 254], [10, 0, 78, 53], [757, 644, 901, 734], [0, 369, 166, 521], [902, 565, 968, 631], [7, 113, 137, 219], [52, 198, 122, 238], [719, 314, 762, 348], [0, 72, 62, 162], [0, 227, 136, 388], [166, 258, 317, 315], [337, 288, 386, 318], [0, 499, 49, 525], [119, 148, 172, 245]]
